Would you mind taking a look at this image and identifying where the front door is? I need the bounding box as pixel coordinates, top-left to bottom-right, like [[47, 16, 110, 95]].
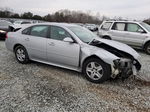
[[124, 23, 147, 47], [47, 26, 80, 67]]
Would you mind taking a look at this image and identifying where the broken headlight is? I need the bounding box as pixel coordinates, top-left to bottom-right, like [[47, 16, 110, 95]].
[[113, 59, 120, 68]]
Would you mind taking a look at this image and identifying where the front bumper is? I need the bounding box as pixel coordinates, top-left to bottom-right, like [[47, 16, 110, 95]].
[[111, 58, 141, 79]]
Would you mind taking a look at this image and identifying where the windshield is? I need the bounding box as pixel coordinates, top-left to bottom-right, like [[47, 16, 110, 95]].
[[68, 26, 97, 43], [140, 22, 150, 32]]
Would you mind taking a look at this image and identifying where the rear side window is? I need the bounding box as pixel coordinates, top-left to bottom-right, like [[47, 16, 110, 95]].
[[30, 25, 48, 37], [101, 22, 112, 30], [112, 23, 126, 31], [22, 27, 31, 35]]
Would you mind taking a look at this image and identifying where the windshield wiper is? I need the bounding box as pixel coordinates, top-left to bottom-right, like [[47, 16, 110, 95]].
[[88, 39, 101, 45], [88, 39, 95, 44]]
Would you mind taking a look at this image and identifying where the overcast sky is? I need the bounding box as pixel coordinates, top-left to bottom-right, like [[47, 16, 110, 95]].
[[0, 0, 150, 20]]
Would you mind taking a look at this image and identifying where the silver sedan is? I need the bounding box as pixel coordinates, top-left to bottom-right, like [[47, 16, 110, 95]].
[[5, 23, 141, 83]]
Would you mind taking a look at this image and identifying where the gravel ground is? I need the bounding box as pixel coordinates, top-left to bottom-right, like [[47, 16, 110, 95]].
[[0, 41, 150, 112]]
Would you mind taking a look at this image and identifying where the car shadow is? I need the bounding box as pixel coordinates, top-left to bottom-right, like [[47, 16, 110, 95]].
[[29, 60, 150, 87], [32, 60, 82, 77]]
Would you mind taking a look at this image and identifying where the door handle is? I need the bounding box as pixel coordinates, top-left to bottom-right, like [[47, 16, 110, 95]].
[[25, 38, 29, 41], [48, 42, 55, 46]]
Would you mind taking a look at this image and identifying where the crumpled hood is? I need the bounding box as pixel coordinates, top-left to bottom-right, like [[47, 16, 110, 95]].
[[94, 38, 140, 59]]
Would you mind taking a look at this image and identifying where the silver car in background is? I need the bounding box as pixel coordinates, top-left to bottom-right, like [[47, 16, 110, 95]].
[[5, 23, 141, 83], [98, 21, 150, 54], [85, 24, 98, 31]]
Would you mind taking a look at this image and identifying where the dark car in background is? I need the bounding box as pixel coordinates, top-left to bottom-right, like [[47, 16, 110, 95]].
[[0, 20, 12, 40]]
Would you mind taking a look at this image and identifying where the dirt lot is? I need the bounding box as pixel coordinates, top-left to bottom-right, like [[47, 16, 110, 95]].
[[0, 41, 150, 112]]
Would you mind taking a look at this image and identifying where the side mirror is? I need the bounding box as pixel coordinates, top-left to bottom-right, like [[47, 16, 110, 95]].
[[63, 37, 74, 43]]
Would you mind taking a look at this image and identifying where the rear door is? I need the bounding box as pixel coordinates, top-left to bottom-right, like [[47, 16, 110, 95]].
[[110, 22, 127, 43], [22, 25, 48, 61], [46, 26, 80, 67]]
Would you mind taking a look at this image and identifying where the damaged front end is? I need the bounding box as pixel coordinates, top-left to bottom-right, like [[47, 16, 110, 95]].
[[90, 39, 141, 79], [112, 58, 141, 79]]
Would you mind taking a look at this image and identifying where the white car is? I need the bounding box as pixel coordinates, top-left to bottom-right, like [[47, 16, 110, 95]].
[[13, 20, 32, 25], [98, 21, 150, 54], [9, 20, 32, 32]]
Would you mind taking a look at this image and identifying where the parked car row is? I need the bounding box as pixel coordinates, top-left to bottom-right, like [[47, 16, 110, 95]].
[[73, 23, 99, 31], [0, 19, 99, 40], [84, 24, 98, 31], [0, 19, 42, 39], [98, 20, 150, 54]]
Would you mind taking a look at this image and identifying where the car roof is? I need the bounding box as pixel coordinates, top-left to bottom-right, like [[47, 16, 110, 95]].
[[103, 20, 142, 24], [41, 22, 79, 27], [20, 22, 79, 29]]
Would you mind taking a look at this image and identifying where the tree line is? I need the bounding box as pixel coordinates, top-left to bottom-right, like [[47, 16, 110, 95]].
[[0, 8, 150, 25], [0, 9, 102, 24]]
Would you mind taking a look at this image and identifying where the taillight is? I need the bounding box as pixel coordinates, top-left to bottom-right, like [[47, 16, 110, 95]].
[[5, 33, 8, 39]]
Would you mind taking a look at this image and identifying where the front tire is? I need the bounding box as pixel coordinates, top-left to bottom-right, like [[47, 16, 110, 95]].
[[145, 42, 150, 55], [83, 58, 111, 83], [14, 46, 30, 64], [102, 36, 111, 40]]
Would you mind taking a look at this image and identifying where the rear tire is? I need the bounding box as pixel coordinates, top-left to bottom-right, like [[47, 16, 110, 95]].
[[83, 58, 111, 83], [103, 36, 111, 40], [144, 42, 150, 55], [14, 45, 30, 64]]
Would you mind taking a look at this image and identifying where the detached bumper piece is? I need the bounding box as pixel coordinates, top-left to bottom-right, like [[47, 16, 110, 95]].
[[113, 58, 141, 79]]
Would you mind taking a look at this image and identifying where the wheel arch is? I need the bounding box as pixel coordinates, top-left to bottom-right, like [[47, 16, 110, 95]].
[[102, 35, 111, 40], [81, 49, 120, 72], [81, 55, 112, 83], [81, 55, 109, 72], [143, 40, 150, 49], [13, 44, 25, 52]]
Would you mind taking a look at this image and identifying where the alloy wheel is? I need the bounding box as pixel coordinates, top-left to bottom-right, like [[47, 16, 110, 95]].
[[86, 62, 103, 80], [16, 48, 26, 62]]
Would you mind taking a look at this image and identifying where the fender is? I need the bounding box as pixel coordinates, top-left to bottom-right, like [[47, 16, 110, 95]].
[[143, 38, 150, 48], [80, 46, 120, 67]]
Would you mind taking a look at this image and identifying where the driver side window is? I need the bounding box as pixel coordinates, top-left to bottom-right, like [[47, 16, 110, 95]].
[[50, 26, 71, 41]]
